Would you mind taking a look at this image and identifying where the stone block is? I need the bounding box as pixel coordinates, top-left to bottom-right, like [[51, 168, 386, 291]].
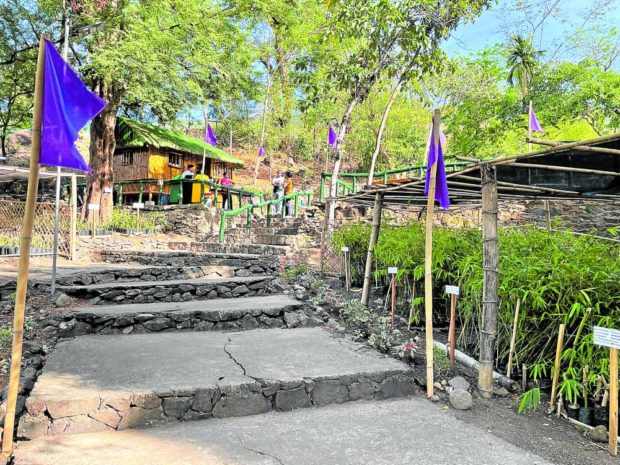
[[143, 317, 172, 331], [162, 397, 192, 419], [117, 406, 165, 430], [46, 398, 101, 419], [211, 393, 271, 418], [348, 379, 377, 401], [311, 380, 349, 407], [131, 393, 161, 410], [89, 406, 122, 428], [376, 374, 416, 400], [192, 389, 217, 413], [275, 387, 312, 411], [17, 415, 49, 439]]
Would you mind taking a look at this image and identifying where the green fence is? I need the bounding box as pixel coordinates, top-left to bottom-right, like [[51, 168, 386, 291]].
[[219, 191, 313, 243], [319, 162, 471, 201]]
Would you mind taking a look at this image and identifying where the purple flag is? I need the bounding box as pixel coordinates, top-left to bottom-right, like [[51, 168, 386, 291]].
[[205, 123, 217, 146], [258, 143, 264, 157], [328, 125, 337, 150], [424, 124, 450, 209], [529, 101, 544, 134], [40, 39, 106, 172]]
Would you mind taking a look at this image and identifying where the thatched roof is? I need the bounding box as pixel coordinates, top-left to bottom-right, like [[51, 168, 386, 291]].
[[116, 117, 244, 168]]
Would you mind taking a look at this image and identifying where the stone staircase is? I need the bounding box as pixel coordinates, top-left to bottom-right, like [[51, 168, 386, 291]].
[[16, 247, 417, 443]]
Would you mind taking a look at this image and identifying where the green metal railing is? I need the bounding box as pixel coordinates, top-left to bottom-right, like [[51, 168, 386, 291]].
[[319, 162, 472, 201], [219, 190, 313, 243]]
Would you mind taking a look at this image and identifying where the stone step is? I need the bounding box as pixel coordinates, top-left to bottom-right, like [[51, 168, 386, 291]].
[[15, 398, 551, 465], [50, 295, 311, 338], [19, 328, 416, 439], [169, 242, 288, 256], [100, 250, 280, 276], [254, 234, 300, 246], [56, 276, 276, 305]]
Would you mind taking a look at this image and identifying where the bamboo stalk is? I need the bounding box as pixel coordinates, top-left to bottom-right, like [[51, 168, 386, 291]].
[[497, 161, 620, 178], [549, 323, 566, 408], [1, 35, 45, 459], [361, 192, 383, 306], [391, 273, 396, 327], [506, 299, 521, 378], [528, 137, 620, 155], [448, 294, 456, 368], [424, 110, 440, 398], [610, 347, 618, 456]]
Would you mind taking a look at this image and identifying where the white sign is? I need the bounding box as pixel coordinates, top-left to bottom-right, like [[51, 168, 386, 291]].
[[132, 203, 145, 209], [103, 187, 113, 193], [445, 285, 460, 296], [145, 201, 155, 206], [341, 246, 349, 252], [388, 267, 398, 274], [593, 326, 620, 349], [87, 203, 99, 210]]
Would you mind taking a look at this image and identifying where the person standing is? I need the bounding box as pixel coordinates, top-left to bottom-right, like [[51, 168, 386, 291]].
[[272, 170, 285, 214], [284, 171, 293, 217], [181, 165, 195, 204], [182, 165, 195, 179], [220, 170, 233, 209]]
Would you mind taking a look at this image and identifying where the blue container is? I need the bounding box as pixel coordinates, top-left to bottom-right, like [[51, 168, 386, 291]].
[[160, 194, 170, 205]]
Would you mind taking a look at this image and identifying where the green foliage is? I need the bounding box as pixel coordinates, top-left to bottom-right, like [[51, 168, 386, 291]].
[[433, 346, 451, 377], [340, 299, 373, 339], [518, 387, 541, 414], [0, 328, 12, 349], [368, 317, 401, 352], [284, 264, 309, 280], [334, 221, 620, 395], [100, 208, 166, 232]]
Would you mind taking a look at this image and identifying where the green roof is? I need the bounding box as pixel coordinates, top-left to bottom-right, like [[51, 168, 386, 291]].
[[116, 117, 244, 168]]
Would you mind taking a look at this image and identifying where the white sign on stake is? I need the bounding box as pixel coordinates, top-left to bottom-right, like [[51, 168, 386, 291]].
[[593, 326, 620, 350], [132, 202, 145, 209], [341, 246, 349, 252], [87, 203, 99, 210], [103, 187, 113, 193], [388, 267, 398, 274], [445, 285, 460, 296]]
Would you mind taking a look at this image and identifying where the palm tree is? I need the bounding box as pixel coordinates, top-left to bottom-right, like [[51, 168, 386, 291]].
[[507, 34, 544, 104]]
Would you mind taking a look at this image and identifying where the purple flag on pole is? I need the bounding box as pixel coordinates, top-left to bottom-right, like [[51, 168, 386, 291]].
[[328, 125, 337, 150], [205, 123, 217, 146], [424, 123, 450, 209], [258, 143, 264, 157], [529, 102, 544, 134], [40, 39, 106, 172]]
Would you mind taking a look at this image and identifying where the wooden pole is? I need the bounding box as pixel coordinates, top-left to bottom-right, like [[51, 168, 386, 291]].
[[522, 364, 528, 391], [527, 137, 620, 156], [407, 285, 415, 331], [528, 100, 532, 152], [70, 174, 77, 261], [609, 347, 618, 456], [424, 109, 441, 398], [478, 164, 498, 398], [391, 273, 396, 327], [1, 35, 45, 459], [360, 192, 383, 306], [549, 323, 565, 408], [448, 294, 456, 368], [506, 298, 521, 378]]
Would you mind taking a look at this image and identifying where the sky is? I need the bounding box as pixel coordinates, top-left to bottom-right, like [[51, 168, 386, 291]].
[[443, 0, 620, 60]]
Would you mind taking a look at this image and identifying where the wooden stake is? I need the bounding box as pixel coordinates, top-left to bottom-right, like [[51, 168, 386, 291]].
[[478, 164, 499, 398], [1, 35, 45, 459], [360, 192, 383, 305], [544, 200, 551, 229], [407, 285, 415, 331], [609, 347, 618, 456], [391, 273, 396, 327], [522, 364, 528, 392], [424, 109, 441, 398], [549, 323, 565, 408], [448, 294, 456, 368], [70, 174, 77, 261], [506, 299, 521, 378]]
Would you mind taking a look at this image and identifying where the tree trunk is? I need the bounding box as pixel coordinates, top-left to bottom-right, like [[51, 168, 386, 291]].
[[326, 98, 358, 226], [84, 80, 119, 222], [367, 78, 405, 186]]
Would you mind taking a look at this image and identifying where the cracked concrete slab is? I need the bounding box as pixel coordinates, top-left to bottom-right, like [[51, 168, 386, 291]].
[[68, 295, 303, 317], [15, 397, 552, 465], [20, 329, 414, 438]]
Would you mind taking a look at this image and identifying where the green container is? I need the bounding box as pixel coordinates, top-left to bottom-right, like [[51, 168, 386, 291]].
[[169, 175, 184, 204]]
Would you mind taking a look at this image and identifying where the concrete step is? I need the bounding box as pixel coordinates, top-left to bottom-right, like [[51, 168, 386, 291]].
[[51, 295, 311, 337], [15, 398, 551, 465], [19, 328, 416, 439], [56, 276, 276, 305], [100, 250, 280, 276]]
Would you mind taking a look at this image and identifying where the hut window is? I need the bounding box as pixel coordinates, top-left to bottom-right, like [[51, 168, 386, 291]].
[[168, 153, 181, 168], [120, 152, 134, 165]]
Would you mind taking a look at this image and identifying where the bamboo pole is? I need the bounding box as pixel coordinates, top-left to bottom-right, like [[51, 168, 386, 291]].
[[498, 161, 620, 178], [528, 137, 620, 155], [424, 109, 441, 398], [391, 273, 396, 327], [478, 164, 498, 398], [360, 192, 383, 306], [70, 174, 77, 260], [549, 323, 565, 408], [1, 35, 45, 459], [610, 347, 618, 456], [528, 100, 533, 152], [506, 299, 521, 378], [448, 294, 456, 368]]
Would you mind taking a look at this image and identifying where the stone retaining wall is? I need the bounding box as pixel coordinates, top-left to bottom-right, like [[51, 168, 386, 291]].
[[100, 251, 280, 276], [45, 306, 315, 338], [58, 277, 276, 306], [18, 369, 416, 439]]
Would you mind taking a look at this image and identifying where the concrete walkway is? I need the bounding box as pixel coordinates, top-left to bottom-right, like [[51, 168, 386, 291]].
[[15, 397, 552, 465]]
